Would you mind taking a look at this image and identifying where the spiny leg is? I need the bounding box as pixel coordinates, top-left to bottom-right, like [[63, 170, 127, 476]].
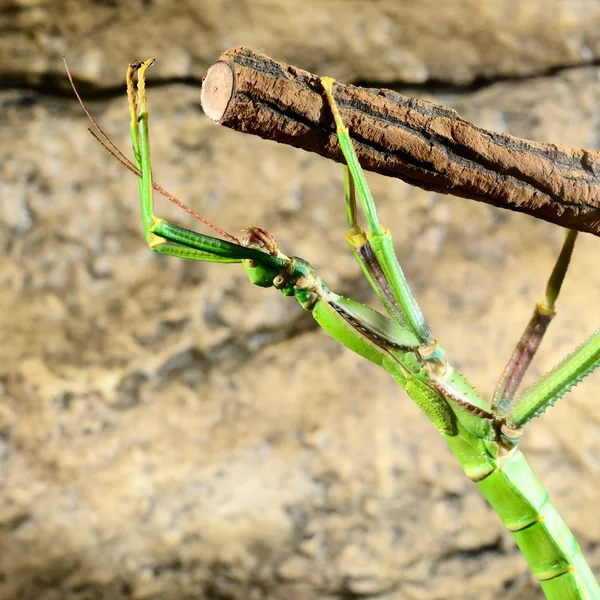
[[509, 327, 600, 427], [320, 77, 433, 347], [497, 229, 600, 428], [492, 229, 578, 415]]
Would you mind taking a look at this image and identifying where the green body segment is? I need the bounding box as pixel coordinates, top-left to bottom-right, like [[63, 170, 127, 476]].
[[301, 283, 600, 599], [478, 451, 599, 599], [309, 290, 455, 436], [309, 291, 414, 388], [332, 295, 421, 350], [405, 376, 456, 435]]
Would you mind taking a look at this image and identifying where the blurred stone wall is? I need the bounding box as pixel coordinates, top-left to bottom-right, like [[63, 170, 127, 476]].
[[1, 1, 599, 599]]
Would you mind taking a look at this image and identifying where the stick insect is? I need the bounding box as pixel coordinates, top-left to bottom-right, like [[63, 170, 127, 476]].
[[68, 57, 600, 599]]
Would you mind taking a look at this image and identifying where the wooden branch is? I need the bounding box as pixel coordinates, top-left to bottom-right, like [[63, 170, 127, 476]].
[[201, 47, 600, 237]]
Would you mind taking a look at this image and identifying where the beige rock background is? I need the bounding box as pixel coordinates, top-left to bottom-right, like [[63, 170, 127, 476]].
[[1, 1, 599, 599]]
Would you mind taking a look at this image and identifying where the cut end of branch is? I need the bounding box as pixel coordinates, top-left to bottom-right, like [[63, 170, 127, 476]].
[[201, 61, 236, 122]]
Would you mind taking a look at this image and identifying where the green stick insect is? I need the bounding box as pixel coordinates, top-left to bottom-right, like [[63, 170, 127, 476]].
[[68, 58, 600, 600]]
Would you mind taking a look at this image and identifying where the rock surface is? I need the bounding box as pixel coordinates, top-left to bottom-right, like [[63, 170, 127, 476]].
[[1, 2, 600, 600], [3, 0, 600, 87]]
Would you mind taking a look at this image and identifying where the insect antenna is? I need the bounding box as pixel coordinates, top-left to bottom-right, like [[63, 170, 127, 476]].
[[63, 56, 240, 244]]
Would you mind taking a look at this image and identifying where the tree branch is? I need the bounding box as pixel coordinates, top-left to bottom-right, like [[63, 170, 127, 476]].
[[201, 47, 600, 237]]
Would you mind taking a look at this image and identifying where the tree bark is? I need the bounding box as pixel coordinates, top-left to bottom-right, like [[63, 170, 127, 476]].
[[201, 46, 600, 237]]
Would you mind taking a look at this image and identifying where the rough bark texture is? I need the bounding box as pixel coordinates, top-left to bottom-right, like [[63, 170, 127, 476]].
[[1, 2, 600, 600], [203, 47, 600, 236]]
